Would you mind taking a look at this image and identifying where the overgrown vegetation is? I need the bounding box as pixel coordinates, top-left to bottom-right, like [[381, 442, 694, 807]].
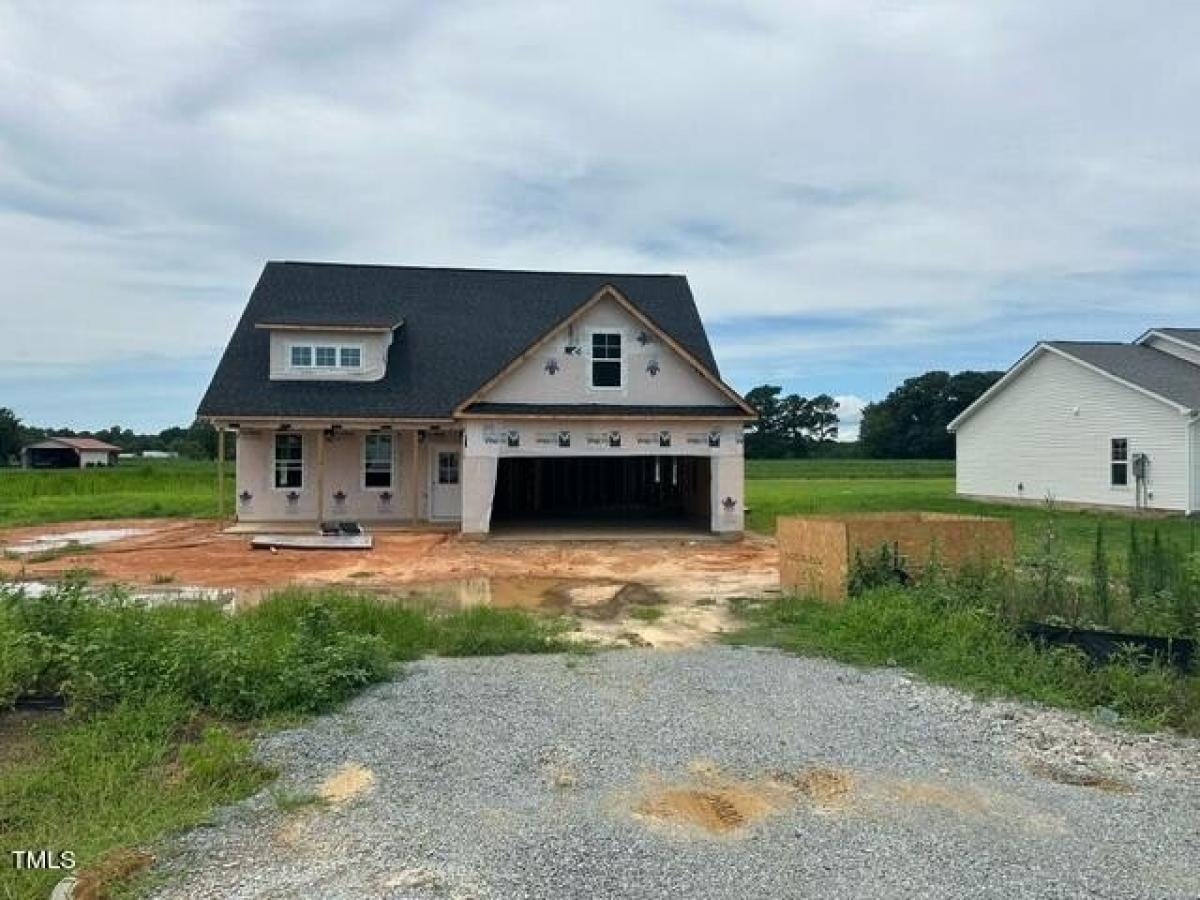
[[731, 588, 1199, 736], [0, 582, 572, 898], [733, 536, 1200, 738]]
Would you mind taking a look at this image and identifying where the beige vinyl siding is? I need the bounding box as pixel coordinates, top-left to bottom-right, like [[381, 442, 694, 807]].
[[955, 350, 1191, 511]]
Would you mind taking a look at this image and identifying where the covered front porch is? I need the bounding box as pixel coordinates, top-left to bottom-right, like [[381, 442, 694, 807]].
[[214, 420, 464, 528]]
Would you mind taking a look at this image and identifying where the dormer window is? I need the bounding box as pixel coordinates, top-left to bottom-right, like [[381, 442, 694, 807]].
[[590, 331, 622, 389], [289, 343, 363, 370]]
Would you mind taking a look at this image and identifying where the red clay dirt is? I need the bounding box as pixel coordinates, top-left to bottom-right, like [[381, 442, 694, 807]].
[[0, 518, 779, 595]]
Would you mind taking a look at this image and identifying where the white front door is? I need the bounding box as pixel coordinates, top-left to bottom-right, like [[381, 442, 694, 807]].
[[429, 448, 462, 520]]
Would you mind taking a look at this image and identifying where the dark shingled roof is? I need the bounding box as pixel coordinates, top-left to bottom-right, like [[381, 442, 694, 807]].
[[198, 262, 724, 419], [1046, 341, 1200, 410], [1151, 328, 1200, 348], [461, 403, 751, 418]]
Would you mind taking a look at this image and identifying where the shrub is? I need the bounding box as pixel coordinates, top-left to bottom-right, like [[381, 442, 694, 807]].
[[0, 582, 574, 717]]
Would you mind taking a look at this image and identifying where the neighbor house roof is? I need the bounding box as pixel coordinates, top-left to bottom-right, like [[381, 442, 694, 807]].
[[1138, 327, 1200, 349], [26, 437, 121, 452], [198, 262, 726, 420], [1044, 342, 1200, 410], [949, 338, 1200, 431]]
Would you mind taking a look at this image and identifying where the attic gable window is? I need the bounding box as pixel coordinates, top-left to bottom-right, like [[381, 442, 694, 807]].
[[590, 332, 622, 389]]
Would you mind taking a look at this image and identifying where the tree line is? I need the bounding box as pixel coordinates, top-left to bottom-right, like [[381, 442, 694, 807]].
[[0, 407, 220, 465], [3, 367, 1003, 465], [742, 369, 1002, 459]]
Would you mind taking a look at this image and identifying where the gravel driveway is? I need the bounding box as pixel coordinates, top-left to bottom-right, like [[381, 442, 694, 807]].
[[150, 647, 1200, 899]]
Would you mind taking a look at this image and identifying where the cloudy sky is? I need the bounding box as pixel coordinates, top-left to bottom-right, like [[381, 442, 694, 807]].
[[2, 1, 1198, 438]]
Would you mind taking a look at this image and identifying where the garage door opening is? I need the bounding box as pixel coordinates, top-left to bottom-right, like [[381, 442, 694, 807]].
[[491, 456, 710, 535]]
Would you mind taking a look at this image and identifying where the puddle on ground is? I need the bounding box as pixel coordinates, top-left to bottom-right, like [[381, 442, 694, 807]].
[[0, 579, 238, 611], [370, 576, 758, 647], [3, 527, 152, 556], [382, 577, 664, 618]]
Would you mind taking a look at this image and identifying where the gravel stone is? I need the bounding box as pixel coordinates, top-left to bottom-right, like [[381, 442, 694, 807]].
[[148, 647, 1200, 899]]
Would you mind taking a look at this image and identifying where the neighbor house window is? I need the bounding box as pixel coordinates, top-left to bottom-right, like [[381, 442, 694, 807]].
[[340, 347, 361, 368], [315, 346, 338, 367], [274, 433, 303, 489], [1111, 438, 1129, 486], [590, 332, 622, 388], [363, 433, 393, 488], [290, 345, 313, 367]]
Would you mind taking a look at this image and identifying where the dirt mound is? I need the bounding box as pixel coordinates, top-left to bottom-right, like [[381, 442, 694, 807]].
[[636, 784, 783, 833], [777, 766, 856, 810], [318, 762, 376, 805]]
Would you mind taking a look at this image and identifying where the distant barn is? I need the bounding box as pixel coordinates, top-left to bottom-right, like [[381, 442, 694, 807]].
[[21, 437, 121, 469]]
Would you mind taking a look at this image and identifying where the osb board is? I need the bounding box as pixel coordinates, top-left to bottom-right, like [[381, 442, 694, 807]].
[[845, 516, 1014, 573], [777, 517, 847, 601], [777, 514, 1014, 601]]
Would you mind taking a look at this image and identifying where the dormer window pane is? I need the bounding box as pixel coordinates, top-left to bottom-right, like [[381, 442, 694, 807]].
[[315, 346, 337, 367], [290, 346, 312, 367], [340, 347, 361, 368]]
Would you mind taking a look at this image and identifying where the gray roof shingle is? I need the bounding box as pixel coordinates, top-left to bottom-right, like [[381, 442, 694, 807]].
[[1151, 328, 1200, 348], [198, 262, 724, 419], [1046, 341, 1200, 410]]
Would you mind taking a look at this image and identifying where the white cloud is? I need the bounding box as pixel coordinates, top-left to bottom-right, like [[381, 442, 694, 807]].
[[0, 1, 1197, 427], [834, 395, 869, 442]]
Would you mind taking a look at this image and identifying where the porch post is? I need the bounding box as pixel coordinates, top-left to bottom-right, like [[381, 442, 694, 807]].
[[316, 430, 326, 524], [216, 427, 225, 520], [410, 430, 421, 521]]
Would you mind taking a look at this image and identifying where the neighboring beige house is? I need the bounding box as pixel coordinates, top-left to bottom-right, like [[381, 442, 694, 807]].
[[21, 437, 121, 469], [949, 328, 1200, 513], [198, 262, 755, 536]]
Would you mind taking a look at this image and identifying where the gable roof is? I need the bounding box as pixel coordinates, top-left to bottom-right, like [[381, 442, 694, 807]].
[[949, 340, 1200, 431], [1137, 327, 1200, 350], [198, 262, 728, 420], [27, 437, 121, 452]]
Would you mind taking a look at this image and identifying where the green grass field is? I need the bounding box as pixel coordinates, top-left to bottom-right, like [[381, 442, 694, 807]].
[[746, 464, 1198, 572], [0, 461, 233, 527], [745, 458, 954, 479]]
